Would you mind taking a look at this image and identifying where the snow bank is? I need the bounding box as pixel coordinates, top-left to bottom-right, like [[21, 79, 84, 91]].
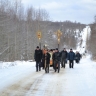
[[0, 60, 35, 69], [0, 61, 36, 91]]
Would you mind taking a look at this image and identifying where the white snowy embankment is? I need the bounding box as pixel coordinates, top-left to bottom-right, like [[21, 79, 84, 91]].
[[0, 60, 34, 69], [0, 61, 36, 91]]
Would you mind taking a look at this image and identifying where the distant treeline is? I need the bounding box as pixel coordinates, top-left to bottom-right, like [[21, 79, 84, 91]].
[[0, 0, 86, 61]]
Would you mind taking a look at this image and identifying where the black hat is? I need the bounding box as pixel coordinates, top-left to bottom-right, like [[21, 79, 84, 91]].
[[56, 48, 58, 50], [50, 49, 53, 51], [36, 46, 39, 48], [70, 49, 72, 50]]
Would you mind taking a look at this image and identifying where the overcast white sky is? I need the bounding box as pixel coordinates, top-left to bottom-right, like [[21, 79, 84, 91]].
[[21, 0, 96, 24]]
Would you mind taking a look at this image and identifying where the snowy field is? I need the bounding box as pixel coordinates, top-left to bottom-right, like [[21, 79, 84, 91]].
[[0, 55, 96, 96]]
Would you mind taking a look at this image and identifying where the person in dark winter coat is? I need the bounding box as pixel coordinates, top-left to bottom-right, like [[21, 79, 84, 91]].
[[54, 48, 61, 73], [60, 48, 68, 68], [34, 46, 42, 72], [68, 49, 75, 68], [42, 49, 50, 73], [75, 51, 81, 63]]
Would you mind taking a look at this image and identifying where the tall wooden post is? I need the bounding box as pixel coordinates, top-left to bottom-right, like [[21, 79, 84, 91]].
[[37, 31, 42, 49]]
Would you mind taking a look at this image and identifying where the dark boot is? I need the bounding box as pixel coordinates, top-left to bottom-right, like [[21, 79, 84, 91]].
[[36, 67, 38, 72], [64, 63, 65, 68], [39, 62, 41, 71]]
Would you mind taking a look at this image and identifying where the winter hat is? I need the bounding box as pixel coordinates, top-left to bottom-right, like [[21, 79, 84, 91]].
[[36, 46, 39, 48], [56, 48, 58, 50], [50, 49, 53, 51]]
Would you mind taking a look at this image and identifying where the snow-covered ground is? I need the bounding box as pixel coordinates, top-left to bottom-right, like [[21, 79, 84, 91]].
[[0, 26, 94, 96], [0, 55, 96, 96], [0, 61, 36, 90]]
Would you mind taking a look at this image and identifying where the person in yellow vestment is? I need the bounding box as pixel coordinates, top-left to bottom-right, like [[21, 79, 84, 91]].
[[49, 49, 53, 67]]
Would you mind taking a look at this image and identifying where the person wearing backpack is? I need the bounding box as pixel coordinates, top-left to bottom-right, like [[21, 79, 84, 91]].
[[60, 48, 68, 68]]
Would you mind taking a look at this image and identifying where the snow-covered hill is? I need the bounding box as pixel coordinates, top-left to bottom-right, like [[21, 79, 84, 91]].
[[76, 26, 91, 55]]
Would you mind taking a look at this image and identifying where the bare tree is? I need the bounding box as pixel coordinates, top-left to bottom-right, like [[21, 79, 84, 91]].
[[0, 0, 86, 61]]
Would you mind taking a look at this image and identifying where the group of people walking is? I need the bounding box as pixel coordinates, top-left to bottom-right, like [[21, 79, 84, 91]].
[[34, 46, 82, 73]]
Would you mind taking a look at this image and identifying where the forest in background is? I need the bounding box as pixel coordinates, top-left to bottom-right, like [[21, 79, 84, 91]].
[[2, 0, 96, 61], [87, 16, 96, 60]]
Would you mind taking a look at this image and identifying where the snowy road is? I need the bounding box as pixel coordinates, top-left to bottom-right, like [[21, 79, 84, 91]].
[[0, 57, 96, 96]]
